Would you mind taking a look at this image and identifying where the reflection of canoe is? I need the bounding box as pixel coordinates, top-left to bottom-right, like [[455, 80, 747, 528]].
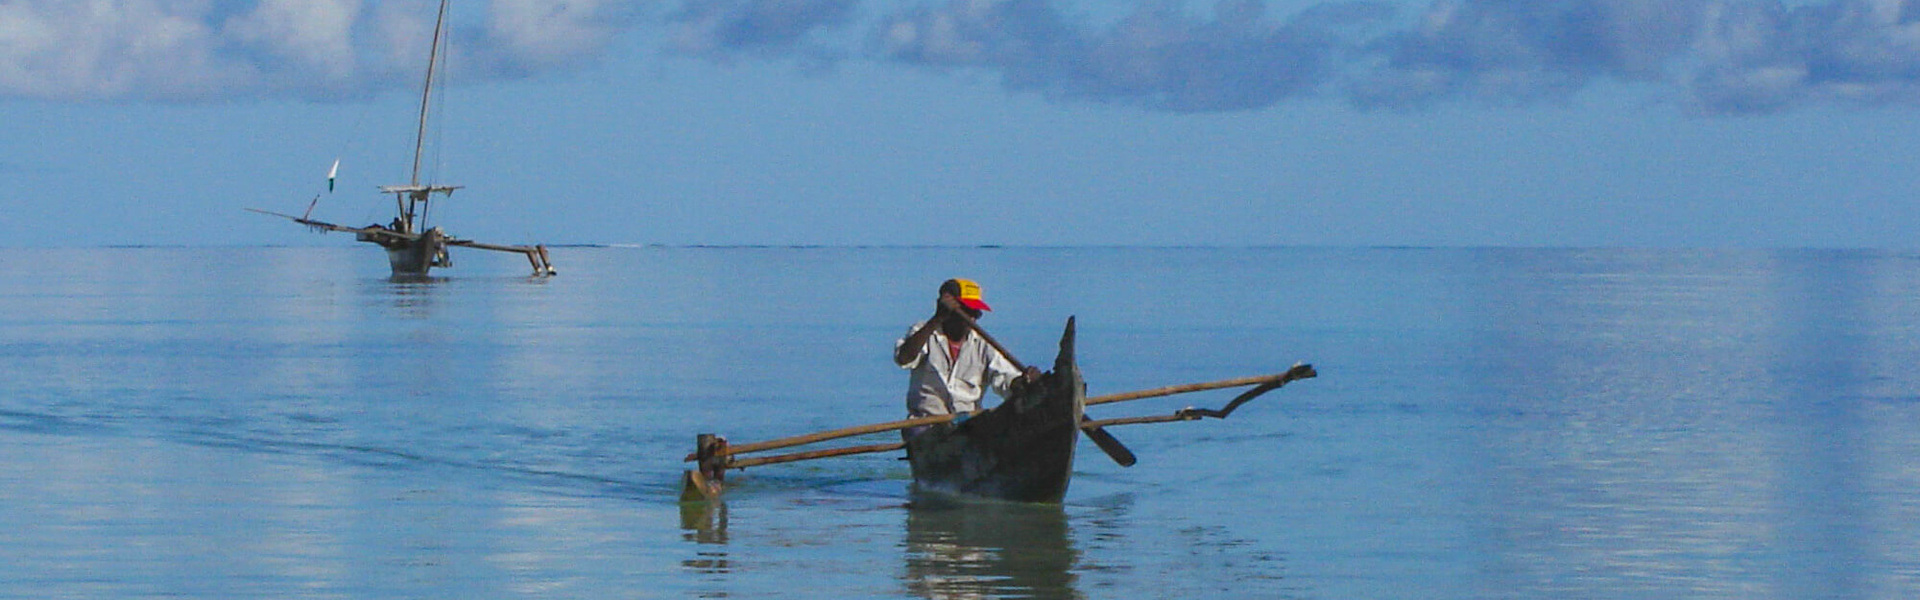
[[906, 318, 1085, 503], [905, 499, 1078, 599]]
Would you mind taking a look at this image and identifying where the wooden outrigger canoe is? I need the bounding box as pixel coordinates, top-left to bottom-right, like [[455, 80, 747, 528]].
[[905, 318, 1085, 503], [680, 312, 1318, 504]]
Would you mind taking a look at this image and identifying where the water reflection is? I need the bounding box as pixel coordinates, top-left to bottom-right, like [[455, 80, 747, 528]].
[[679, 502, 730, 573], [1457, 250, 1916, 599], [1766, 252, 1871, 600], [379, 276, 443, 316], [904, 499, 1081, 600]]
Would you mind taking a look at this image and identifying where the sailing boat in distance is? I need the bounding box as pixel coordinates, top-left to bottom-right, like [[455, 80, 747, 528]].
[[250, 0, 555, 277]]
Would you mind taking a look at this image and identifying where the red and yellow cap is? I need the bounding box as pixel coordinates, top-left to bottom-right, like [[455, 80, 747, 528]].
[[941, 278, 991, 311]]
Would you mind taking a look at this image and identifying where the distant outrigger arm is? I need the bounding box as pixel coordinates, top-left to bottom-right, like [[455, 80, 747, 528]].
[[245, 204, 555, 276], [246, 0, 554, 277]]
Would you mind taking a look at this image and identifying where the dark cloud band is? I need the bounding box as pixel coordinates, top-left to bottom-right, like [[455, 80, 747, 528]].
[[666, 0, 1920, 115], [6, 0, 1919, 115]]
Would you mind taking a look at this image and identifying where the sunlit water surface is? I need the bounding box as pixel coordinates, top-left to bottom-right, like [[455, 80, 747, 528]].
[[3, 246, 1918, 599]]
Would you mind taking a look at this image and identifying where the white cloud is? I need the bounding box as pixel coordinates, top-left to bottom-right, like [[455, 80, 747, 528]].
[[0, 1, 230, 100], [0, 0, 620, 101], [224, 0, 363, 82], [664, 0, 857, 61], [486, 0, 622, 69], [12, 0, 1920, 115]]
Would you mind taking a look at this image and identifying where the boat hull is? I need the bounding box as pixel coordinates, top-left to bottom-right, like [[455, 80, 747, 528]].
[[907, 318, 1084, 503], [372, 228, 447, 276]]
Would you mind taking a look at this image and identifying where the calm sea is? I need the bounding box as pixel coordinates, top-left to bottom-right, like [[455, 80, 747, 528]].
[[3, 246, 1918, 599]]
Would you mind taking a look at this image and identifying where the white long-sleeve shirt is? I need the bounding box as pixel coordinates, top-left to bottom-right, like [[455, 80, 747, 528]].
[[896, 322, 1024, 418]]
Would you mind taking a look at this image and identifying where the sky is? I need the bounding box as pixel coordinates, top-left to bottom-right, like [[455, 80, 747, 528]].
[[4, 0, 1920, 248]]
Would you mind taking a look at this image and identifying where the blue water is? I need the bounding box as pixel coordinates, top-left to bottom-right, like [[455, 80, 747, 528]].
[[3, 246, 1918, 599]]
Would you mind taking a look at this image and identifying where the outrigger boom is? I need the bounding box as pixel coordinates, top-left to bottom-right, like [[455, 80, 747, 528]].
[[244, 205, 556, 276], [680, 363, 1317, 502]]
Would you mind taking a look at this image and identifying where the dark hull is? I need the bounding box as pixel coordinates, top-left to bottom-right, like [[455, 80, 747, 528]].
[[907, 319, 1084, 503], [367, 229, 447, 276]]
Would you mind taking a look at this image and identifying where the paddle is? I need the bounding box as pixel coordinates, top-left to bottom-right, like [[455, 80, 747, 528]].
[[933, 297, 1139, 467], [933, 296, 1028, 372], [1084, 426, 1137, 466]]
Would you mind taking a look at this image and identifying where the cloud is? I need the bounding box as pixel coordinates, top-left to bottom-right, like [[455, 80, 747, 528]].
[[0, 0, 628, 101], [474, 0, 636, 75], [668, 0, 1920, 115], [664, 0, 860, 62], [1681, 0, 1920, 113], [1351, 0, 1721, 109], [10, 0, 1920, 114], [224, 0, 362, 82], [0, 1, 234, 101], [874, 0, 1394, 111], [1352, 0, 1920, 114]]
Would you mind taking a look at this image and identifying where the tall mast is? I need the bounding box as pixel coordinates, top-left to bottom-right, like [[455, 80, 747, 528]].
[[410, 0, 450, 187]]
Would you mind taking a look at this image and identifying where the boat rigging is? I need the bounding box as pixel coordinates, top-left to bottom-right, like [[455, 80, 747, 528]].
[[249, 0, 555, 277]]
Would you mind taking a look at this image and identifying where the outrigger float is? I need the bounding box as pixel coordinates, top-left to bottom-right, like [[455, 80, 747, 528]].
[[681, 308, 1316, 504], [250, 0, 555, 278]]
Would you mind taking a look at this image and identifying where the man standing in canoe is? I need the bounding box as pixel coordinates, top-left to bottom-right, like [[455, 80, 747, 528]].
[[895, 279, 1039, 434]]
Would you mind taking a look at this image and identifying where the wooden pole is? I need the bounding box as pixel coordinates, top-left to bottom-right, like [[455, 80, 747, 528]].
[[683, 366, 1313, 462], [706, 401, 1277, 475], [1087, 364, 1314, 406], [1081, 413, 1200, 429], [727, 442, 907, 469], [683, 413, 964, 461]]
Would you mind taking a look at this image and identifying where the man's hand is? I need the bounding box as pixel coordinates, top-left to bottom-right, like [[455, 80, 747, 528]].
[[1022, 366, 1042, 381], [898, 294, 958, 366], [1011, 366, 1044, 394], [930, 294, 958, 324]]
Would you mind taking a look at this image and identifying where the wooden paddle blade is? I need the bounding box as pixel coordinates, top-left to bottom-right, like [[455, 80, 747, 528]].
[[1083, 425, 1137, 467]]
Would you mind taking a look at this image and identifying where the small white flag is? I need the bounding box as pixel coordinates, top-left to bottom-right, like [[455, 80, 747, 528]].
[[327, 159, 340, 193]]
